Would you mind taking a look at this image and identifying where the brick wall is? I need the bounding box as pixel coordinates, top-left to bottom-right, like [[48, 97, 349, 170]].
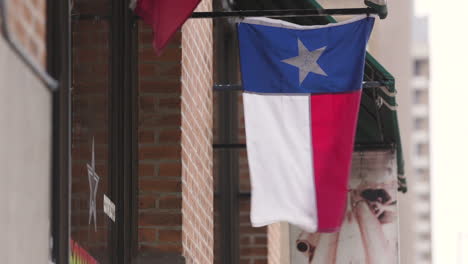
[[6, 0, 46, 65], [180, 0, 214, 262], [137, 21, 184, 254], [267, 224, 281, 264]]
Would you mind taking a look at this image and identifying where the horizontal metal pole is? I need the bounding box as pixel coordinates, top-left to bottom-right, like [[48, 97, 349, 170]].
[[214, 143, 246, 149], [0, 0, 58, 91], [191, 8, 377, 18], [71, 13, 111, 21], [214, 143, 395, 151], [72, 8, 377, 21], [214, 81, 387, 91], [214, 191, 251, 198]]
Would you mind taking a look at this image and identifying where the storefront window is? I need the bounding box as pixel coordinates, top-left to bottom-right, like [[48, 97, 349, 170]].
[[70, 1, 112, 262]]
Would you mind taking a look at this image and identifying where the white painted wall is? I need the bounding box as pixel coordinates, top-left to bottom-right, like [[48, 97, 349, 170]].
[[0, 38, 52, 263]]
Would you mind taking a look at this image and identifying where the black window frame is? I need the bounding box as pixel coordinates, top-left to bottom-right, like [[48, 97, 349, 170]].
[[48, 0, 139, 262], [47, 0, 71, 262]]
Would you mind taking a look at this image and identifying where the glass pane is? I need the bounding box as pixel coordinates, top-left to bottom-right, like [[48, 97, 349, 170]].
[[70, 1, 112, 262]]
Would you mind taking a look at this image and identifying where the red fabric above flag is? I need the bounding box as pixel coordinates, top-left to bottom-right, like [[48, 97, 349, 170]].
[[135, 0, 201, 55]]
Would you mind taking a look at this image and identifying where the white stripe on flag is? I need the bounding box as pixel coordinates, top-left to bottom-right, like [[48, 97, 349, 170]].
[[243, 92, 318, 232]]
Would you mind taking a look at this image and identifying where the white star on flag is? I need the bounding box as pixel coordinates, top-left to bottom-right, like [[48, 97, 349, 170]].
[[87, 137, 100, 232], [282, 39, 327, 85]]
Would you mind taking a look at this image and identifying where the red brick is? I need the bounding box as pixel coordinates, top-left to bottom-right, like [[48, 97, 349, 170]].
[[139, 30, 154, 43], [155, 63, 181, 77], [135, 0, 215, 262], [159, 229, 181, 242], [139, 145, 180, 160], [240, 247, 267, 256], [138, 64, 154, 76], [139, 195, 155, 209], [140, 244, 182, 254], [239, 214, 250, 224], [139, 212, 182, 226], [240, 226, 267, 234], [74, 48, 107, 63], [157, 46, 182, 62], [159, 97, 181, 110], [240, 236, 251, 245], [254, 236, 267, 245], [159, 195, 182, 209], [139, 179, 181, 192], [140, 80, 181, 93], [32, 0, 45, 12], [139, 228, 157, 243], [159, 162, 181, 177], [139, 113, 181, 128], [180, 1, 214, 262], [139, 130, 155, 144], [34, 19, 45, 42], [139, 163, 155, 177], [140, 95, 155, 112], [254, 259, 268, 264], [159, 129, 181, 143], [71, 181, 88, 193], [169, 31, 182, 45], [139, 45, 181, 63], [239, 199, 251, 211], [91, 1, 113, 14]]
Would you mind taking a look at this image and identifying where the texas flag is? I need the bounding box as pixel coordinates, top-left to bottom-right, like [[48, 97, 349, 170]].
[[238, 15, 375, 233], [132, 0, 201, 54]]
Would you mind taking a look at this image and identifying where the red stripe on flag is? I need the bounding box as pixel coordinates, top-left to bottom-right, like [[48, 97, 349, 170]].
[[135, 0, 201, 55], [310, 90, 362, 232]]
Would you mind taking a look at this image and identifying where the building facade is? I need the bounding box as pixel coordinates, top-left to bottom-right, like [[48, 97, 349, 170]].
[[411, 16, 432, 264], [0, 0, 407, 263]]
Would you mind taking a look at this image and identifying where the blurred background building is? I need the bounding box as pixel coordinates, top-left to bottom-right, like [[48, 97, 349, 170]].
[[319, 1, 434, 263], [411, 15, 432, 264], [298, 3, 417, 263]]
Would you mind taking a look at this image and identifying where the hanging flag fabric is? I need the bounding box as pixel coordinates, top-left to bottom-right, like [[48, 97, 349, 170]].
[[133, 0, 201, 55], [238, 15, 375, 233]]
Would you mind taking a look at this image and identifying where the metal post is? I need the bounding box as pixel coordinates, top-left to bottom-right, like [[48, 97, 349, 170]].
[[47, 0, 71, 262], [110, 0, 138, 262], [215, 0, 240, 263]]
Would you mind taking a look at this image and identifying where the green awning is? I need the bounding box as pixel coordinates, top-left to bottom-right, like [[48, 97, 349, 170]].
[[234, 0, 406, 192]]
